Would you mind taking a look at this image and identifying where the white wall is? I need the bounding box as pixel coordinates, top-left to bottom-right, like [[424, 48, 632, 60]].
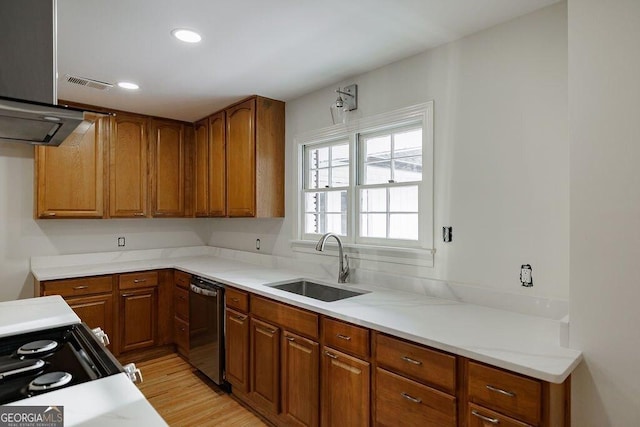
[[0, 142, 211, 301], [569, 0, 640, 424], [209, 3, 569, 301]]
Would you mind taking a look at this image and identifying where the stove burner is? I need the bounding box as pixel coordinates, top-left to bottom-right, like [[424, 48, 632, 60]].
[[28, 371, 72, 392], [17, 340, 58, 356]]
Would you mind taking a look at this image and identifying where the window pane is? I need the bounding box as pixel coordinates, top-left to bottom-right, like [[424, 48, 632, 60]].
[[389, 214, 418, 240], [308, 146, 329, 169], [308, 168, 329, 189], [305, 192, 320, 212], [364, 136, 391, 162], [394, 129, 422, 156], [331, 166, 349, 187], [364, 161, 392, 184], [360, 213, 386, 238], [326, 213, 347, 236], [331, 144, 349, 167], [389, 186, 418, 212], [393, 157, 422, 182], [360, 188, 386, 212], [326, 191, 346, 212], [305, 213, 320, 234]]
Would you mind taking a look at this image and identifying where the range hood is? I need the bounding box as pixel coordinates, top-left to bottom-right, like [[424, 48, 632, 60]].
[[0, 0, 91, 146]]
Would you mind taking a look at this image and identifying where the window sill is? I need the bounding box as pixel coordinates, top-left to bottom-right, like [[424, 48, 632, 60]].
[[290, 240, 434, 268]]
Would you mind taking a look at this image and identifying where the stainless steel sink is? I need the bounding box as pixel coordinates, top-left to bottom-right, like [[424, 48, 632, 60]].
[[269, 280, 367, 302]]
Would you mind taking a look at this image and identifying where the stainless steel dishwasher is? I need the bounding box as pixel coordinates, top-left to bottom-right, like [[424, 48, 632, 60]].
[[189, 276, 225, 385]]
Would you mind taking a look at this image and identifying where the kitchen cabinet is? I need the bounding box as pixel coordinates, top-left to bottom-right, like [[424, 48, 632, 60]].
[[321, 347, 370, 427], [35, 112, 107, 218], [194, 112, 225, 217], [282, 331, 320, 427], [226, 96, 284, 218], [149, 119, 186, 217], [109, 113, 148, 217], [40, 275, 114, 349], [250, 317, 281, 413], [226, 307, 250, 392], [118, 271, 159, 353], [173, 270, 190, 357]]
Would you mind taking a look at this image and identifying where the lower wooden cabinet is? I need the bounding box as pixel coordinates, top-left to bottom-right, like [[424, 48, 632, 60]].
[[468, 403, 532, 427], [250, 317, 281, 413], [282, 331, 320, 427], [225, 308, 250, 392], [119, 287, 157, 353], [65, 293, 114, 350], [321, 347, 370, 427]]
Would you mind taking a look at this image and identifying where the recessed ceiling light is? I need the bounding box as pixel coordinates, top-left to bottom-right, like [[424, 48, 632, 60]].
[[171, 28, 202, 43], [117, 81, 139, 90]]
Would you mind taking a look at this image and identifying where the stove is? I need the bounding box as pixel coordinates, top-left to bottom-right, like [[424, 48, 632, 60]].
[[0, 323, 123, 405]]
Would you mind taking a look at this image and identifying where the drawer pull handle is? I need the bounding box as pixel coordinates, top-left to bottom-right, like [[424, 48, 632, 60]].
[[121, 293, 134, 297], [133, 213, 145, 216], [400, 392, 422, 404], [325, 351, 338, 359], [258, 327, 276, 334], [133, 279, 147, 284], [231, 297, 240, 302], [336, 334, 351, 341], [72, 285, 89, 290], [286, 337, 295, 342], [44, 212, 56, 216], [401, 356, 422, 365], [234, 315, 247, 321], [486, 384, 516, 398], [471, 410, 500, 424]]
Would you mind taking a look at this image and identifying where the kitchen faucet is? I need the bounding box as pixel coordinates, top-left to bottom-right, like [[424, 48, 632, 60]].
[[315, 233, 350, 283]]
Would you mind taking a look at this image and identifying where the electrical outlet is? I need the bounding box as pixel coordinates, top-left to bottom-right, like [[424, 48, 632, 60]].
[[256, 238, 261, 251], [117, 237, 126, 247], [520, 264, 533, 287], [443, 226, 452, 242]]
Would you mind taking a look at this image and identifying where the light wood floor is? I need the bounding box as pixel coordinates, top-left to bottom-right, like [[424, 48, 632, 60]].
[[136, 353, 268, 426]]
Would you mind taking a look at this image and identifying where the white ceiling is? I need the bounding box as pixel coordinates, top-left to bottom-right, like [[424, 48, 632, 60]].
[[56, 0, 559, 122]]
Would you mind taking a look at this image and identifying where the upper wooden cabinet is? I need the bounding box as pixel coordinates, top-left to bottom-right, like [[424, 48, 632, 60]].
[[226, 96, 284, 218], [109, 113, 148, 218], [149, 119, 185, 217], [194, 113, 226, 217], [35, 112, 107, 218]]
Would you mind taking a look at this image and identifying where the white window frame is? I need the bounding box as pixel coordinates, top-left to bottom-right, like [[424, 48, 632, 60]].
[[292, 102, 434, 267]]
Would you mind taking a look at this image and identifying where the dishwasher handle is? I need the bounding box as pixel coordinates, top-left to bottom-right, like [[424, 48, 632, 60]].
[[190, 283, 218, 297]]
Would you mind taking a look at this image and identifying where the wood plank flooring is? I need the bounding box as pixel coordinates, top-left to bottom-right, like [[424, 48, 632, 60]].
[[135, 353, 268, 426]]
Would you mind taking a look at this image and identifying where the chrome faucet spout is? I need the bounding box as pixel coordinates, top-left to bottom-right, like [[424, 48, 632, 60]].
[[315, 233, 350, 283]]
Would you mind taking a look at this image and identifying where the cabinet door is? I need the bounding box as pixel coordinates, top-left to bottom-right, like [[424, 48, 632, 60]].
[[66, 293, 113, 349], [109, 113, 148, 217], [321, 347, 370, 427], [194, 118, 209, 216], [150, 119, 185, 217], [282, 331, 319, 427], [208, 111, 226, 216], [35, 113, 106, 218], [119, 287, 157, 353], [250, 317, 280, 413], [225, 308, 249, 392], [226, 98, 255, 217]]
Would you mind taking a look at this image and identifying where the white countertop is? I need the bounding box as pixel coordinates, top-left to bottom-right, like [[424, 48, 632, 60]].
[[0, 296, 167, 426], [31, 247, 583, 384]]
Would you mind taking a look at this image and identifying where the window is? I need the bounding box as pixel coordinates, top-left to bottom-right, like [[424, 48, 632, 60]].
[[296, 102, 433, 262]]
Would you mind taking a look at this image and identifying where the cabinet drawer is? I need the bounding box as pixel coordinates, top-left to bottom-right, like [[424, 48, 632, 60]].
[[42, 275, 113, 297], [119, 271, 158, 290], [174, 316, 189, 354], [251, 295, 318, 340], [175, 270, 191, 289], [468, 403, 533, 427], [322, 317, 369, 359], [374, 333, 456, 394], [174, 287, 189, 321], [468, 361, 541, 425], [375, 368, 456, 427], [226, 287, 249, 313]]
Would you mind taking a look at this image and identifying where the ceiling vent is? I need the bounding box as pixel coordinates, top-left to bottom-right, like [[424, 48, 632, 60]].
[[65, 74, 114, 91]]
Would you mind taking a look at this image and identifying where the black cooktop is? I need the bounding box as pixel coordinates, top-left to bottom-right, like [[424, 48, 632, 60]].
[[0, 323, 122, 405]]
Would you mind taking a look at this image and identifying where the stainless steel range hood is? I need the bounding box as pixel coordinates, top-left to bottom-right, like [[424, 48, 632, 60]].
[[0, 0, 90, 146]]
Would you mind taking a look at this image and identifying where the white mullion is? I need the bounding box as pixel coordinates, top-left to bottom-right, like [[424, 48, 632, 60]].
[[350, 133, 358, 244]]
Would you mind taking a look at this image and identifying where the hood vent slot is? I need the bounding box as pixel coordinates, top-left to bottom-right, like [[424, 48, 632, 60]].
[[65, 75, 113, 91]]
